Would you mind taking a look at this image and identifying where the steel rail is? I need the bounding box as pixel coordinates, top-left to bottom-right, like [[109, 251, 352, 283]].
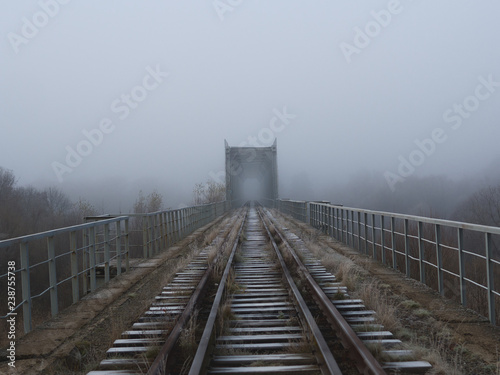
[[148, 208, 247, 375], [257, 207, 343, 375], [187, 207, 248, 375], [262, 207, 387, 375]]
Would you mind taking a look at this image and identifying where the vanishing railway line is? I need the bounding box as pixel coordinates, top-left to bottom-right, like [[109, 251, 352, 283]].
[[88, 203, 432, 375]]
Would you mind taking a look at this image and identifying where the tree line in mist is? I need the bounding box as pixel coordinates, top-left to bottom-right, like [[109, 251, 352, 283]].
[[0, 167, 226, 240], [1, 165, 499, 240]]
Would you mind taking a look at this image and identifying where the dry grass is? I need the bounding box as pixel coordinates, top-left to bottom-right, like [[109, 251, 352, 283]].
[[217, 300, 235, 336], [179, 310, 199, 357], [269, 209, 495, 375], [356, 280, 401, 333]]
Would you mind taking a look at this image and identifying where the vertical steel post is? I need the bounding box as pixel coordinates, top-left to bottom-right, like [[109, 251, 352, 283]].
[[20, 242, 32, 333], [70, 231, 79, 304], [82, 228, 88, 295], [340, 209, 344, 244], [161, 212, 166, 249], [391, 217, 397, 270], [89, 226, 97, 292], [381, 215, 386, 265], [154, 215, 160, 254], [148, 215, 154, 258], [371, 213, 376, 260], [349, 210, 354, 246], [364, 212, 368, 254], [104, 223, 110, 283], [435, 224, 444, 296], [457, 228, 466, 306], [418, 221, 425, 284], [142, 216, 148, 258], [404, 219, 410, 277], [357, 211, 361, 251], [47, 236, 58, 317], [124, 219, 130, 272], [115, 221, 122, 276], [485, 232, 495, 324]]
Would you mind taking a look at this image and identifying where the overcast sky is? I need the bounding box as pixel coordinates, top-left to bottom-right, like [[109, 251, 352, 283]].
[[1, 1, 500, 209]]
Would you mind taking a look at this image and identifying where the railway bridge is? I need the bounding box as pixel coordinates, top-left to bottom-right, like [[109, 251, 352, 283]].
[[1, 143, 500, 374]]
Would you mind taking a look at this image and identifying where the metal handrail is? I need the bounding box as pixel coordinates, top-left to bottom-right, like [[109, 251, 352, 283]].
[[0, 201, 231, 335], [275, 198, 500, 326]]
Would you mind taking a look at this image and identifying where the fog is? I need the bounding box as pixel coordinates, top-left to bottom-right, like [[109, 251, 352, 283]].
[[2, 1, 500, 213]]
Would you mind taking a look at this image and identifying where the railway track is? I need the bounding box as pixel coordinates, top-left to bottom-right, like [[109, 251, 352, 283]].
[[86, 209, 246, 375], [188, 204, 341, 375], [88, 203, 432, 375]]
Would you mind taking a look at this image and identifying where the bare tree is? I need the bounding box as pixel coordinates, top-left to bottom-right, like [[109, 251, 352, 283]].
[[74, 198, 98, 221], [133, 190, 164, 213], [45, 187, 72, 216], [453, 184, 500, 226], [192, 180, 225, 204]]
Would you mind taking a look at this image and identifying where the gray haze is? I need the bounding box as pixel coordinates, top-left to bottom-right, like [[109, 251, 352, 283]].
[[2, 1, 500, 212]]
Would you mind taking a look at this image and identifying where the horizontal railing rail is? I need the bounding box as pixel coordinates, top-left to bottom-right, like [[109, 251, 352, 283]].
[[0, 200, 230, 336], [274, 199, 500, 326], [0, 216, 129, 334]]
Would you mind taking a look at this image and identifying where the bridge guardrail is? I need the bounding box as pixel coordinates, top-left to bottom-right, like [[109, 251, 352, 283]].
[[0, 201, 229, 335], [275, 199, 500, 325], [0, 216, 129, 334]]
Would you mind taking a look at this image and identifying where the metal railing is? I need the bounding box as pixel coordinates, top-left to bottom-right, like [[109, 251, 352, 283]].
[[0, 201, 230, 335], [0, 216, 129, 334], [106, 201, 230, 259], [275, 199, 500, 325]]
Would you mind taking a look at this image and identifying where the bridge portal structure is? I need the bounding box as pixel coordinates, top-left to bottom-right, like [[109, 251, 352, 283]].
[[225, 139, 278, 206]]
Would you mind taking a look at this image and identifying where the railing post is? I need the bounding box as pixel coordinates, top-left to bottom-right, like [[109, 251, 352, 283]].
[[104, 223, 110, 283], [70, 231, 79, 304], [457, 228, 466, 306], [154, 215, 160, 254], [340, 209, 344, 244], [404, 219, 410, 277], [357, 211, 361, 251], [371, 213, 376, 260], [175, 210, 179, 243], [364, 212, 368, 254], [142, 216, 148, 258], [418, 221, 425, 284], [148, 216, 154, 258], [435, 224, 444, 296], [47, 236, 58, 317], [381, 215, 386, 265], [329, 206, 333, 238], [169, 211, 174, 245], [485, 232, 495, 324], [391, 217, 397, 270], [89, 226, 97, 292], [82, 229, 88, 295], [115, 221, 122, 276], [124, 218, 130, 272], [20, 242, 32, 333], [160, 213, 166, 249], [306, 202, 311, 225], [350, 210, 354, 246]]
